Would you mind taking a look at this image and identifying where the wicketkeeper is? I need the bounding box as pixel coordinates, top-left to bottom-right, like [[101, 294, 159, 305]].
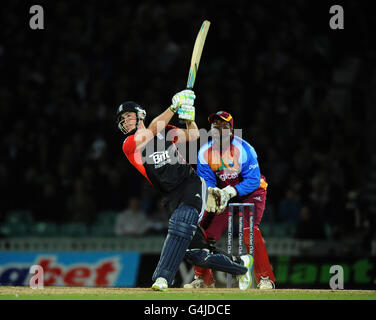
[[184, 111, 276, 289]]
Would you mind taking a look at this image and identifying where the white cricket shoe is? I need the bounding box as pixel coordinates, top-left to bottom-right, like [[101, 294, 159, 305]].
[[152, 277, 168, 292], [183, 276, 215, 289], [237, 254, 253, 290], [257, 276, 275, 290]]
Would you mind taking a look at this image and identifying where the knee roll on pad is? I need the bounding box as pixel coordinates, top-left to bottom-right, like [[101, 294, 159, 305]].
[[169, 205, 199, 241]]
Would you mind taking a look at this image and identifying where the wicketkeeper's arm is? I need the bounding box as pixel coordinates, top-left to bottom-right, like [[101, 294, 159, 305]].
[[233, 152, 261, 197]]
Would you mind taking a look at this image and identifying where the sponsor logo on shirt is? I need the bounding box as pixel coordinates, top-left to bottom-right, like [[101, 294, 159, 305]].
[[149, 151, 171, 168], [216, 171, 239, 181]]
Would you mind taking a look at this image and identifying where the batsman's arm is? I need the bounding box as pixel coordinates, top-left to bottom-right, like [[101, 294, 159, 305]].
[[134, 107, 175, 150], [147, 107, 175, 136], [170, 120, 199, 143], [134, 89, 196, 149], [184, 120, 200, 141], [148, 87, 196, 137]]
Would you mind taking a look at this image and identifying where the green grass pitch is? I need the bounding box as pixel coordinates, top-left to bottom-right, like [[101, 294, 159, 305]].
[[0, 287, 375, 300]]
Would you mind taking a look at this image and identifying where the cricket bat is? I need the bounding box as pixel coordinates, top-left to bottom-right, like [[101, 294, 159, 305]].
[[179, 20, 211, 122], [187, 20, 211, 89]]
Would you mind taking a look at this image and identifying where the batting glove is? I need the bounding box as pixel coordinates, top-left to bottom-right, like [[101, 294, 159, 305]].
[[170, 89, 196, 113], [178, 105, 195, 122]]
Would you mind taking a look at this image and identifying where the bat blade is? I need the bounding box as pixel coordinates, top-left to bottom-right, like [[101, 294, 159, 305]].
[[186, 20, 210, 89]]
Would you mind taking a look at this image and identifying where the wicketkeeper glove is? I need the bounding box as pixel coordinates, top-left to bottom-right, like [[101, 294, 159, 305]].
[[216, 186, 237, 214], [206, 187, 221, 213], [170, 89, 196, 113]]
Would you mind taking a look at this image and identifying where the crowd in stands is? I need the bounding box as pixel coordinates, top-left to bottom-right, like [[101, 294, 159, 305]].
[[0, 1, 374, 243]]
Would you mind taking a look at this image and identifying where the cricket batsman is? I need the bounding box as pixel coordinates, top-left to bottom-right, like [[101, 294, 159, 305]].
[[184, 111, 276, 289], [116, 93, 252, 291]]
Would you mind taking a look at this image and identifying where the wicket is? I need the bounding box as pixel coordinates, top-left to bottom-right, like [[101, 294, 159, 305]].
[[227, 203, 255, 288]]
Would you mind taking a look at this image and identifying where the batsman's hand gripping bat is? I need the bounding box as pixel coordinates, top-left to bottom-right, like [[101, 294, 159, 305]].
[[178, 20, 211, 122]]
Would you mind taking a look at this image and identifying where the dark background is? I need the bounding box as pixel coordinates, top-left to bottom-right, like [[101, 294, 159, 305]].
[[0, 0, 375, 248]]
